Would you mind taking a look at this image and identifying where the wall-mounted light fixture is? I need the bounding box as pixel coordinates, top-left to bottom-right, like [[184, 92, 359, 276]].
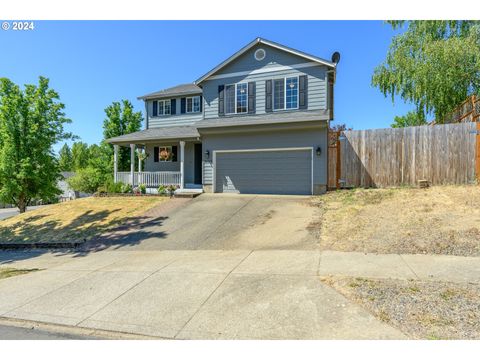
[[205, 150, 210, 158], [316, 146, 322, 156]]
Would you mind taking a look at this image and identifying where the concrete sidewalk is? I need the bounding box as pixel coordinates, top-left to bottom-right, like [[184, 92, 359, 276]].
[[0, 249, 478, 339]]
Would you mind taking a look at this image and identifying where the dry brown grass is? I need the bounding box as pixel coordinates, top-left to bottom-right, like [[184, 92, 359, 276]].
[[0, 268, 38, 280], [324, 276, 480, 339], [0, 197, 167, 244], [312, 185, 480, 256]]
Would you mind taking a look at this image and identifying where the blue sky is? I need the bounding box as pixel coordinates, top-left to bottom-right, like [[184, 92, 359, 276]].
[[0, 21, 413, 150]]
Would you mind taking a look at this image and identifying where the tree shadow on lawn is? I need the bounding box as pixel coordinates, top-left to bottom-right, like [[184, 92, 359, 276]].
[[0, 209, 169, 264]]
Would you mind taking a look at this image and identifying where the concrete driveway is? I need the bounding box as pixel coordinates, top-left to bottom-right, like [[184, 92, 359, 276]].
[[87, 194, 321, 251], [0, 195, 408, 339]]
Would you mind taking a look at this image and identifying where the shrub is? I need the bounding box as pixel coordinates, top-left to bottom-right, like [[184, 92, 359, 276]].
[[139, 184, 147, 194], [121, 183, 133, 194], [102, 178, 124, 193], [167, 184, 179, 197], [157, 185, 167, 195], [67, 167, 105, 194]]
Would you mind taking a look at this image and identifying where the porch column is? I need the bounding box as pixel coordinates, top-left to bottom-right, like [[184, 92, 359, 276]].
[[130, 144, 135, 186], [138, 149, 142, 172], [180, 141, 185, 190], [113, 144, 119, 183]]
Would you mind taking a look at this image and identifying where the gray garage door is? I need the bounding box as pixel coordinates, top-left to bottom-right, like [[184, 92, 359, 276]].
[[214, 149, 312, 195]]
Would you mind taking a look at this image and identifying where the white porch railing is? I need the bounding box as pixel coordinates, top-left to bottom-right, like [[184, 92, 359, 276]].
[[116, 171, 181, 187]]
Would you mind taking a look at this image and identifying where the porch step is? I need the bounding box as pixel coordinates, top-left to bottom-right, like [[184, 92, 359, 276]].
[[174, 192, 202, 198]]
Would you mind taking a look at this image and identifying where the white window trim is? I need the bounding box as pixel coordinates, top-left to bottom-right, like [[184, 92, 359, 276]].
[[225, 83, 248, 115], [186, 95, 201, 114], [155, 99, 171, 116], [158, 146, 173, 162], [273, 76, 299, 111]]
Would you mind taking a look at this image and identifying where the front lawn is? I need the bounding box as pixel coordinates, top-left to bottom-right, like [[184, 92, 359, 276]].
[[0, 197, 167, 244], [311, 185, 480, 256], [323, 276, 480, 340]]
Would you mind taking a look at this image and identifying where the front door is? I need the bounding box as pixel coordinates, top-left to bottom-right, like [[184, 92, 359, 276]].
[[194, 143, 202, 184]]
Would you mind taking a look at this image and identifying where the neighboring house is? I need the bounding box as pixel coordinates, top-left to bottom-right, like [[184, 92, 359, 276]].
[[106, 38, 338, 195], [58, 172, 90, 200]]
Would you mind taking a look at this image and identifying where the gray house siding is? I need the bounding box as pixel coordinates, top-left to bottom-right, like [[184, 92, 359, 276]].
[[214, 43, 323, 75], [202, 66, 327, 119], [146, 97, 203, 128], [201, 43, 329, 119], [202, 126, 328, 194], [144, 142, 196, 184]]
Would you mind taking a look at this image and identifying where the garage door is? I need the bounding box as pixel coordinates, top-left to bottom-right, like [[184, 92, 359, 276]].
[[214, 149, 312, 195]]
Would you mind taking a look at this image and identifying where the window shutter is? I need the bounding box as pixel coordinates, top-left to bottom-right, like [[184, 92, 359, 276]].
[[180, 98, 186, 114], [218, 85, 225, 116], [248, 82, 256, 114], [154, 146, 159, 162], [152, 101, 158, 117], [171, 99, 176, 115], [299, 75, 308, 109], [265, 80, 272, 112], [199, 95, 203, 112], [172, 146, 178, 162]]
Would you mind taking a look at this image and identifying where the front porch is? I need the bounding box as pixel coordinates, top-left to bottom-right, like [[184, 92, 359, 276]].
[[112, 139, 203, 192]]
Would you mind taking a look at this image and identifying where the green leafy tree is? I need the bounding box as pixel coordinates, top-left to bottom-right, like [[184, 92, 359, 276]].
[[391, 111, 427, 128], [58, 143, 73, 171], [66, 166, 105, 194], [71, 141, 90, 170], [372, 21, 480, 123], [0, 77, 72, 212], [103, 100, 143, 171]]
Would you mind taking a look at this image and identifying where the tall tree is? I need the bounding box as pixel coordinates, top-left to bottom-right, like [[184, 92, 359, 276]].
[[0, 77, 72, 213], [103, 100, 143, 171], [391, 111, 427, 128], [372, 21, 480, 124], [71, 141, 90, 170], [58, 143, 73, 171]]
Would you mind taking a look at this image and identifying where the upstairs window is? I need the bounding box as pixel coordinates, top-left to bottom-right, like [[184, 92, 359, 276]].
[[273, 79, 284, 110], [273, 76, 299, 111], [286, 77, 298, 109], [156, 99, 171, 116], [186, 96, 201, 113], [225, 83, 248, 115]]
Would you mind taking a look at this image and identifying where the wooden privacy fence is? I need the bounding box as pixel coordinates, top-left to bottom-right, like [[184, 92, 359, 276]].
[[328, 122, 479, 189]]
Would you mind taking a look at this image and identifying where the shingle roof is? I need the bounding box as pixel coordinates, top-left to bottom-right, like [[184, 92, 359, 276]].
[[105, 125, 200, 144], [137, 83, 202, 100], [195, 110, 330, 129]]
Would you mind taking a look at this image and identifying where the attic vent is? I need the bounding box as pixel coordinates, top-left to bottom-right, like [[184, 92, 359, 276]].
[[254, 48, 266, 61]]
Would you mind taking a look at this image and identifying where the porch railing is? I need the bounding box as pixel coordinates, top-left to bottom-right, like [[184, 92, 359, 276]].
[[116, 171, 181, 187]]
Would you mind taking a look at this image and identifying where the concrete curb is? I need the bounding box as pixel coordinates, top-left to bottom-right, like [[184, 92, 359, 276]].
[[0, 242, 84, 250], [0, 317, 168, 340]]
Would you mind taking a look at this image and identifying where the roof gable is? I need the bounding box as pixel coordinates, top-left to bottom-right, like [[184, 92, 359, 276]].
[[195, 38, 335, 85]]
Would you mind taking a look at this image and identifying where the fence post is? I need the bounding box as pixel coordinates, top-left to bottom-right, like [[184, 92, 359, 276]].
[[336, 131, 341, 189], [476, 122, 480, 183]]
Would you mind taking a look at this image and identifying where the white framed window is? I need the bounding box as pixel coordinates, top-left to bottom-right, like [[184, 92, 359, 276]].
[[273, 76, 299, 111], [158, 146, 173, 162], [156, 99, 171, 116], [225, 83, 248, 115], [186, 95, 201, 113]]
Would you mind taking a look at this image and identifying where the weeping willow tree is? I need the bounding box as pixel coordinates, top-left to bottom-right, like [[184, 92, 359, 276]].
[[372, 21, 480, 126]]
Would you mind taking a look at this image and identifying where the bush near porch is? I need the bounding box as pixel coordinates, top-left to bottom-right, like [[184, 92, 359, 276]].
[[0, 197, 167, 245]]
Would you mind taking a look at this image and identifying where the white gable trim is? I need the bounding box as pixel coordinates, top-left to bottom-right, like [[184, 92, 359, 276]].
[[203, 61, 319, 82], [195, 38, 335, 85]]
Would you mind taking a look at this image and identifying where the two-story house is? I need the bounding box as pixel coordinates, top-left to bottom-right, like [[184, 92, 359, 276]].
[[106, 38, 337, 195]]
